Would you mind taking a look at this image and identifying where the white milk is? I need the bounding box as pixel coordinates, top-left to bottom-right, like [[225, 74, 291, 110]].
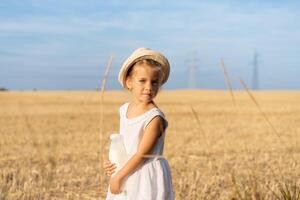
[[109, 133, 128, 175], [109, 133, 128, 194]]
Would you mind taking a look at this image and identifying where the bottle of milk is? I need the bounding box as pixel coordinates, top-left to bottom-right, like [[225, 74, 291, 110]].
[[109, 133, 128, 194], [109, 133, 128, 176]]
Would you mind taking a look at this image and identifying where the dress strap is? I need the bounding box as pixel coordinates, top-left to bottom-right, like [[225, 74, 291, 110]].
[[143, 109, 168, 131], [119, 102, 129, 118], [142, 154, 164, 159], [142, 154, 165, 162]]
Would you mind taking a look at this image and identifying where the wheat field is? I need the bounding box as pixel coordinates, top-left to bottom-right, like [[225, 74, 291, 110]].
[[0, 90, 299, 200]]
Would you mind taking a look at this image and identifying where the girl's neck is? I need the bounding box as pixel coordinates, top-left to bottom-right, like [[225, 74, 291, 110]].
[[130, 100, 156, 110], [126, 100, 157, 119]]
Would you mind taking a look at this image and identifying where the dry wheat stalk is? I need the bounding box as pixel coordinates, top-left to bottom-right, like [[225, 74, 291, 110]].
[[99, 54, 114, 195], [220, 58, 236, 105], [219, 60, 252, 153], [190, 106, 209, 149], [237, 77, 297, 165]]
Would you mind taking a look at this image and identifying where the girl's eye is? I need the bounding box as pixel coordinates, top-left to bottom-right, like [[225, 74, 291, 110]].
[[139, 80, 146, 83]]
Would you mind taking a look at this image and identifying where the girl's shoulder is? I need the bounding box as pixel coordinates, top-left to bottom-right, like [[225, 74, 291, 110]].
[[119, 102, 129, 109], [143, 106, 168, 131], [119, 102, 130, 115]]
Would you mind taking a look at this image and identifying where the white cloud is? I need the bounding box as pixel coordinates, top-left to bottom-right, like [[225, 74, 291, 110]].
[[1, 0, 300, 89]]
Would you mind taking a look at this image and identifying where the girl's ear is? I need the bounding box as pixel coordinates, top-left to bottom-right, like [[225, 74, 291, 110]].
[[125, 77, 132, 90]]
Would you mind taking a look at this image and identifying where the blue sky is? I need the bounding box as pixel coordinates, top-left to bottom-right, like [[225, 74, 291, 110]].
[[0, 0, 300, 90]]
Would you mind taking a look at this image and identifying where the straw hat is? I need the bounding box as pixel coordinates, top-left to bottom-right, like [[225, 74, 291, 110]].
[[118, 47, 170, 88]]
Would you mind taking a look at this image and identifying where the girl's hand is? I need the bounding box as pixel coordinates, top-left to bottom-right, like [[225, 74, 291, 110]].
[[109, 175, 122, 194], [102, 159, 116, 177]]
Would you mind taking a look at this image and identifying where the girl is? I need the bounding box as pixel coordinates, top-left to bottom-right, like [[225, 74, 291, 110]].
[[103, 48, 174, 200]]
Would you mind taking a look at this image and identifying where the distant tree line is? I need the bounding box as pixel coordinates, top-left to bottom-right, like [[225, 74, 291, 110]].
[[0, 87, 8, 91]]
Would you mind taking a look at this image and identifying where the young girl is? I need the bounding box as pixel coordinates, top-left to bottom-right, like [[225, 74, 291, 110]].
[[103, 48, 174, 200]]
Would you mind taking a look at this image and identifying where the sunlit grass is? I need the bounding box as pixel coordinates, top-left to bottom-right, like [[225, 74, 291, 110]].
[[0, 90, 299, 199]]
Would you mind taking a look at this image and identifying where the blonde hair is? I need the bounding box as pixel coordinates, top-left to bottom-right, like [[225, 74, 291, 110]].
[[126, 58, 165, 84]]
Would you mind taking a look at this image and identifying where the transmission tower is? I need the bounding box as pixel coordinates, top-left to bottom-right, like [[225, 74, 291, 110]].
[[252, 50, 259, 90], [188, 51, 199, 89]]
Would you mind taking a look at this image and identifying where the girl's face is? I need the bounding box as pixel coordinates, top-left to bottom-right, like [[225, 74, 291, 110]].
[[126, 63, 161, 103]]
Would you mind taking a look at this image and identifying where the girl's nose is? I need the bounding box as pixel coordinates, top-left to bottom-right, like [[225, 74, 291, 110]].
[[145, 82, 152, 91]]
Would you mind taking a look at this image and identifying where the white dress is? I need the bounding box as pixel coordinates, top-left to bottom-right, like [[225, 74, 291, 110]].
[[106, 103, 174, 200]]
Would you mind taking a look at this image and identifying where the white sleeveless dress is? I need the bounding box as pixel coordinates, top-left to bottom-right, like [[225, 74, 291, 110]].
[[106, 103, 174, 200]]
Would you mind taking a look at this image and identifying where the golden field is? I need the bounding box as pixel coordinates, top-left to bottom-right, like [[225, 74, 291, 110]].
[[0, 90, 299, 200]]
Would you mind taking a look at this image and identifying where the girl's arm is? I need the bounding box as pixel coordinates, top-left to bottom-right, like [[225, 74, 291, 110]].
[[109, 116, 164, 193]]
